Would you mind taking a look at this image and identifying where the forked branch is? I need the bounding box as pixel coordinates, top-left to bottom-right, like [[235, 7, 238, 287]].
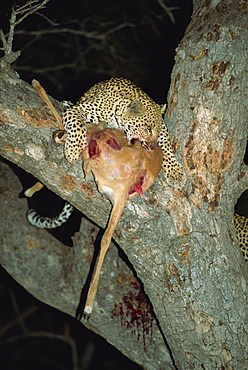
[[0, 0, 50, 64]]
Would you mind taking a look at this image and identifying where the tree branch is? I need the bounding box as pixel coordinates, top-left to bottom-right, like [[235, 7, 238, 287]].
[[0, 0, 50, 64], [13, 23, 136, 40], [156, 0, 178, 23], [0, 158, 173, 369], [1, 0, 248, 367]]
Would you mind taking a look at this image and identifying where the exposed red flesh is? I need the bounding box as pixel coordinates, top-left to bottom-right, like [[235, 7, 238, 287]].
[[88, 139, 99, 157], [106, 137, 121, 150], [130, 176, 144, 195]]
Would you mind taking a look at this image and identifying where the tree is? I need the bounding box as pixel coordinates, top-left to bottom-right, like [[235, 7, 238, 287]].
[[1, 0, 248, 368]]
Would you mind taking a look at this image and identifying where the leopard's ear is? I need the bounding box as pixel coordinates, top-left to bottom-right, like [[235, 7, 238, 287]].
[[127, 99, 145, 116]]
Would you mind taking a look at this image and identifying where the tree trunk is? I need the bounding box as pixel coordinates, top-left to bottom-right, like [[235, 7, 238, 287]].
[[153, 0, 248, 367], [1, 0, 248, 368]]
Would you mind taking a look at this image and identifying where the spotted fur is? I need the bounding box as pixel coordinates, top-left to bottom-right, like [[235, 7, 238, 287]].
[[26, 206, 248, 266], [62, 77, 184, 186], [234, 213, 248, 262], [27, 202, 74, 229]]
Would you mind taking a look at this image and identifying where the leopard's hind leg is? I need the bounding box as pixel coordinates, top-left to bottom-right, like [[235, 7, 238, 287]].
[[234, 213, 248, 262]]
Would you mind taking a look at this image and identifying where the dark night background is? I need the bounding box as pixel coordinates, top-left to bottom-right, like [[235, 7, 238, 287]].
[[1, 1, 220, 369], [1, 1, 248, 368]]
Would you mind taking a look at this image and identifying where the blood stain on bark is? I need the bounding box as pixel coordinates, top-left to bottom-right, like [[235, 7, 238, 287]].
[[112, 279, 154, 351]]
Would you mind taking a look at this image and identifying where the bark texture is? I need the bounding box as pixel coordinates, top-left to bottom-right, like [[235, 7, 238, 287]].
[[1, 0, 248, 368], [0, 160, 172, 369]]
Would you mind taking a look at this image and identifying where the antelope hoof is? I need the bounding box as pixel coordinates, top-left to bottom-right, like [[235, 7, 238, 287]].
[[83, 305, 92, 320], [53, 129, 67, 143]]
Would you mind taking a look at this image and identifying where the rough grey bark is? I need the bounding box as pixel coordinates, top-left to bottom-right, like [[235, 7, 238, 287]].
[[0, 159, 171, 369], [1, 0, 248, 368]]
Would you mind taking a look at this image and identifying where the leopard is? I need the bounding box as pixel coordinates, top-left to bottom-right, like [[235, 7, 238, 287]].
[[26, 198, 248, 265], [27, 202, 74, 229], [233, 213, 248, 262], [29, 77, 184, 229], [61, 77, 185, 187], [30, 78, 248, 265]]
